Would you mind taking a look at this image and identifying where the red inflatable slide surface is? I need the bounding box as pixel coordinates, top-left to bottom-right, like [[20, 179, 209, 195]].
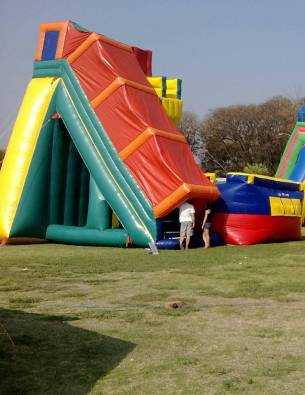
[[35, 21, 219, 217]]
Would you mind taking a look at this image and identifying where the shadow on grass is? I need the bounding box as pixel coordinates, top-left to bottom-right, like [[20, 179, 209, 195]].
[[0, 309, 135, 394]]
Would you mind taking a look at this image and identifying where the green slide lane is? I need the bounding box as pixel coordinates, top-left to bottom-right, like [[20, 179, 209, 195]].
[[49, 80, 155, 246]]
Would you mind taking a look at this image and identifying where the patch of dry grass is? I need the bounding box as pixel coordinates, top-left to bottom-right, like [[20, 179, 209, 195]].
[[1, 239, 305, 393]]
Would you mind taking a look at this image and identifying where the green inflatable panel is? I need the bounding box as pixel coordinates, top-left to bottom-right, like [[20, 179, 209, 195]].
[[9, 60, 157, 247]]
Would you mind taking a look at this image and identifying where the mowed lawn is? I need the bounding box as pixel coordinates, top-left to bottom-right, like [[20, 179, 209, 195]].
[[1, 237, 305, 394]]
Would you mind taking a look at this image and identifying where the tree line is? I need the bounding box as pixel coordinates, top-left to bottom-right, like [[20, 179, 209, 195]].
[[179, 96, 305, 176]]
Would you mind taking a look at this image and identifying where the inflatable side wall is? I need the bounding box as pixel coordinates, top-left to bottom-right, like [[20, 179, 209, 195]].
[[213, 173, 303, 245]]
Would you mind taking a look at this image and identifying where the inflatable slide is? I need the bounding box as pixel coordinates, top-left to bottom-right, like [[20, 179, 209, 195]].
[[0, 20, 219, 248], [276, 105, 305, 223], [276, 105, 305, 183]]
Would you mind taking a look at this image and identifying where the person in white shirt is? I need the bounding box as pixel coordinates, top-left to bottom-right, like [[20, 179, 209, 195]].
[[179, 201, 195, 250]]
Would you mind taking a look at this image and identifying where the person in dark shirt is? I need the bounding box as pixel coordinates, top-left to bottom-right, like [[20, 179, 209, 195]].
[[202, 206, 212, 248]]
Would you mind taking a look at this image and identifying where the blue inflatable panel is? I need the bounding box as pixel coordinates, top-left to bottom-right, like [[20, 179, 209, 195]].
[[42, 31, 59, 61], [156, 239, 180, 249], [297, 106, 305, 123], [227, 173, 300, 191], [253, 177, 300, 191], [156, 219, 164, 241], [211, 231, 224, 247], [214, 175, 303, 215], [289, 145, 305, 182]]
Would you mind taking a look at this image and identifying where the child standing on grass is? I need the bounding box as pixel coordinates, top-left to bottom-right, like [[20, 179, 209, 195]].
[[202, 206, 212, 248]]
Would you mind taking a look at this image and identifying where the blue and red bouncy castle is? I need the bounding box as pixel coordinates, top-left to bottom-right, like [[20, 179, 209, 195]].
[[212, 173, 303, 245]]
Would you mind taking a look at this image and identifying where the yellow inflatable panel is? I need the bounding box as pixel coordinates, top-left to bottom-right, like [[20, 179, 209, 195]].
[[147, 76, 183, 100], [147, 76, 165, 97], [0, 77, 59, 239], [301, 183, 305, 224], [166, 78, 182, 99], [205, 173, 217, 183], [269, 197, 302, 217], [161, 97, 183, 124], [269, 197, 283, 216]]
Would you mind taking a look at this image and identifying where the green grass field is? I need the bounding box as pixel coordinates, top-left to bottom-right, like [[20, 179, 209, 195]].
[[1, 238, 305, 394]]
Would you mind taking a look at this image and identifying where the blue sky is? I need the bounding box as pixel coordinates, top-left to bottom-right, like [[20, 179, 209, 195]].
[[1, 0, 305, 147]]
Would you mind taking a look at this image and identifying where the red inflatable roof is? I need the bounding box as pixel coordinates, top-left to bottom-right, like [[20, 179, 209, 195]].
[[35, 21, 219, 217]]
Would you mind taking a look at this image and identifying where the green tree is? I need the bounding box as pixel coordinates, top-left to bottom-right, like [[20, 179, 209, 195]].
[[201, 96, 305, 175], [243, 163, 269, 176]]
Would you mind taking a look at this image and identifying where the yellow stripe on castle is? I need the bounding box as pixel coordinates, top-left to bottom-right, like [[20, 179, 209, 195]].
[[269, 197, 302, 217]]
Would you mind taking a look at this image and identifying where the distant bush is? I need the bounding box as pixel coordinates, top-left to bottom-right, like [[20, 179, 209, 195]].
[[243, 163, 270, 176]]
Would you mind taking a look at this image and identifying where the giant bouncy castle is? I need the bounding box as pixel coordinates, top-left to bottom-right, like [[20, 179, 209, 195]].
[[0, 20, 304, 249], [0, 21, 219, 248]]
